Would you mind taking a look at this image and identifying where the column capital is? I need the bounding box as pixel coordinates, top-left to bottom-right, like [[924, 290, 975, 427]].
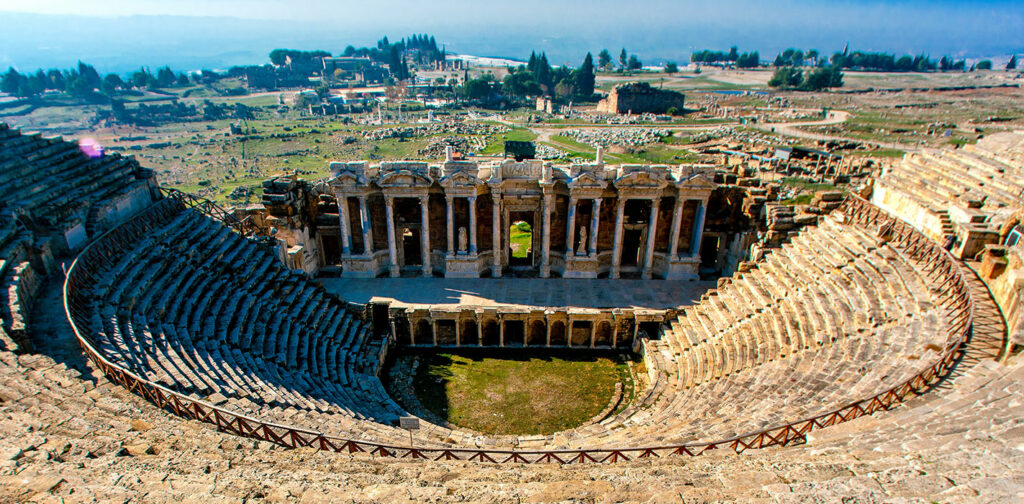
[[593, 197, 603, 205], [384, 196, 395, 207], [419, 195, 429, 205]]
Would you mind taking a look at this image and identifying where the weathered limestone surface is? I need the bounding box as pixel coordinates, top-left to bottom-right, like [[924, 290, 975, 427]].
[[0, 273, 1020, 503], [872, 131, 1024, 258]]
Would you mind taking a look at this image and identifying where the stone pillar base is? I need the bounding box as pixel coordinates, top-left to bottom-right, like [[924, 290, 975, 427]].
[[445, 254, 482, 278], [341, 254, 386, 278], [563, 255, 600, 279], [665, 256, 701, 280]]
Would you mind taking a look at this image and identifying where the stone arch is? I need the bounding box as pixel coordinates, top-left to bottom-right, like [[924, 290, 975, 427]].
[[527, 320, 547, 346], [549, 321, 567, 346]]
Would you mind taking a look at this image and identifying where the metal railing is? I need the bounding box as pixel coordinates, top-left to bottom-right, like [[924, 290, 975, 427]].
[[159, 187, 261, 237], [62, 193, 973, 463]]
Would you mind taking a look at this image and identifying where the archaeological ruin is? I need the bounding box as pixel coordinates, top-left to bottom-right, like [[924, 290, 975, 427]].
[[1, 118, 1023, 500], [596, 82, 686, 115]]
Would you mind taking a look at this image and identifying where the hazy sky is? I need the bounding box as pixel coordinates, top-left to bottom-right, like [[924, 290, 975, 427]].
[[0, 1, 1021, 73], [2, 0, 1022, 30]]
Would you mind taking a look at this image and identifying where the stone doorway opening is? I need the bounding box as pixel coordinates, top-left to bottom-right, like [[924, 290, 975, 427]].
[[508, 211, 535, 271], [621, 227, 645, 269], [699, 233, 720, 277], [400, 226, 422, 270]]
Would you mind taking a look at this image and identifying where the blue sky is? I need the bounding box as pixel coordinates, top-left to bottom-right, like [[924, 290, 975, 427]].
[[0, 1, 1021, 73]]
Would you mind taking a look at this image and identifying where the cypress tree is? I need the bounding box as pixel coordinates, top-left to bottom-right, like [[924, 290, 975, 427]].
[[576, 52, 595, 96]]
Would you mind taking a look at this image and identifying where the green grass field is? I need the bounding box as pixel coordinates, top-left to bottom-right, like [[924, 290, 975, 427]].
[[412, 351, 631, 435], [509, 221, 532, 258]]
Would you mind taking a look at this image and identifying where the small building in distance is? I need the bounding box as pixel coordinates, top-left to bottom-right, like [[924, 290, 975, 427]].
[[596, 82, 685, 115]]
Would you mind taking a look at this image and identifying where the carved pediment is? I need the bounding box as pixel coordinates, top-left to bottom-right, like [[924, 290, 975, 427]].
[[677, 171, 716, 190], [614, 168, 667, 190], [378, 169, 433, 188], [439, 167, 482, 189], [328, 163, 368, 188], [568, 170, 608, 190]]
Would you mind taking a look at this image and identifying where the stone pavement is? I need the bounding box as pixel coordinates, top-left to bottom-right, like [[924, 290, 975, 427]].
[[319, 277, 717, 309]]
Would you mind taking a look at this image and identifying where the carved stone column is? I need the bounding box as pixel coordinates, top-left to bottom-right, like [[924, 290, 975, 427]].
[[540, 193, 552, 278], [642, 198, 661, 279], [384, 196, 399, 277], [565, 197, 577, 256], [419, 196, 431, 276], [491, 195, 501, 277], [610, 197, 626, 279], [358, 195, 373, 256], [589, 198, 602, 258], [691, 198, 707, 257], [445, 195, 454, 257], [668, 197, 683, 260], [337, 194, 351, 256], [468, 196, 478, 255]]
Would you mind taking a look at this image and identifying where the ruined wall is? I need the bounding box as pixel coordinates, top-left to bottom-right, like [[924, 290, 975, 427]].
[[980, 246, 1024, 348], [596, 82, 685, 114]]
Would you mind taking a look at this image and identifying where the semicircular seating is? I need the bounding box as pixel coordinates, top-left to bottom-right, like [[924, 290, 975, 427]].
[[68, 193, 961, 452]]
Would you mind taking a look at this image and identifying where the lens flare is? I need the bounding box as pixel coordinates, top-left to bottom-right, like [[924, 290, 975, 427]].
[[79, 137, 104, 158]]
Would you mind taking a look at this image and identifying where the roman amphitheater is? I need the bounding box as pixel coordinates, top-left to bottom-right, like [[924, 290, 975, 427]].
[[1, 119, 1023, 502]]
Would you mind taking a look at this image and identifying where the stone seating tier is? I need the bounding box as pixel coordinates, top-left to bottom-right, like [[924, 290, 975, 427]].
[[81, 200, 408, 444], [71, 195, 957, 450], [0, 125, 152, 233]]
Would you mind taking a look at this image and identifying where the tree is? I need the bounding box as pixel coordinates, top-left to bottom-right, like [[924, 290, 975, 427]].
[[132, 67, 151, 88], [462, 77, 492, 100], [627, 54, 643, 70], [664, 61, 678, 74], [536, 52, 552, 93], [598, 49, 612, 70], [576, 52, 595, 96], [156, 66, 175, 87], [1007, 55, 1017, 70], [101, 73, 123, 96], [727, 46, 739, 61], [619, 48, 628, 68], [2, 67, 22, 95], [736, 51, 760, 68], [78, 61, 101, 89], [774, 54, 785, 67], [975, 60, 993, 70], [64, 74, 91, 98], [176, 72, 190, 86]]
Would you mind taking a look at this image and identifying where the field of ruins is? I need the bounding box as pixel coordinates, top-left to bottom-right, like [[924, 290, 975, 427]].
[[3, 66, 1021, 206]]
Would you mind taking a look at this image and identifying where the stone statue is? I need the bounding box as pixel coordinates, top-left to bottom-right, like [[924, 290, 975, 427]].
[[458, 226, 468, 254], [576, 227, 588, 256]]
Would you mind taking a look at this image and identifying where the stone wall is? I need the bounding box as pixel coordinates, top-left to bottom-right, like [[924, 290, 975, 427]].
[[596, 82, 685, 115]]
